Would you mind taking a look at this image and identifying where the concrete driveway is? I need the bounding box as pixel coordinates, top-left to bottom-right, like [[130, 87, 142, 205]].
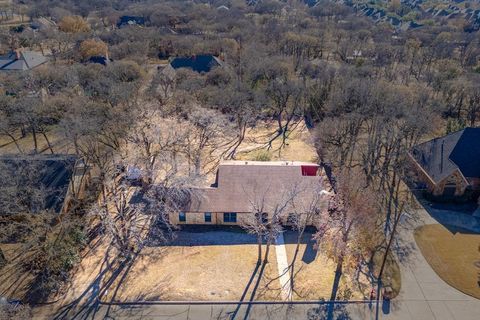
[[381, 203, 480, 320]]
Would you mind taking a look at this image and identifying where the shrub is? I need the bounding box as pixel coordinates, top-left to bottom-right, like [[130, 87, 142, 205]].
[[253, 150, 272, 161], [79, 39, 108, 60], [58, 15, 90, 33]]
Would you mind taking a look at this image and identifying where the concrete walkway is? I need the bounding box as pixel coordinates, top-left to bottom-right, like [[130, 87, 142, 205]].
[[274, 233, 292, 301]]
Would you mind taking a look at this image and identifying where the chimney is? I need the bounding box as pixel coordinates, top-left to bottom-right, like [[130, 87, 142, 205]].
[[440, 141, 444, 173], [14, 48, 21, 60]]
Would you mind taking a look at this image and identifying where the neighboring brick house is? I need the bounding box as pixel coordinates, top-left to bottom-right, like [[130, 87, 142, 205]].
[[408, 127, 480, 199], [172, 160, 328, 225]]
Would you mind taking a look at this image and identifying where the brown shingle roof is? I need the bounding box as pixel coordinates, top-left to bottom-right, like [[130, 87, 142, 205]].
[[186, 161, 327, 213]]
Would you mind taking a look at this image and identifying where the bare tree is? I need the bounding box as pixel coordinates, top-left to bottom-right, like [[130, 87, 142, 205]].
[[287, 182, 330, 298], [184, 107, 233, 175], [314, 171, 379, 306]]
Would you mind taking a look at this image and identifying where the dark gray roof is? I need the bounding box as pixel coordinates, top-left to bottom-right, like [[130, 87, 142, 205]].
[[0, 154, 78, 213], [0, 51, 48, 71], [170, 55, 222, 73], [411, 128, 480, 184], [117, 16, 146, 28], [87, 56, 112, 66]]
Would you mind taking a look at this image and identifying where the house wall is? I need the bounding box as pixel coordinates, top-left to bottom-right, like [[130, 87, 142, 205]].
[[61, 162, 91, 214], [170, 212, 251, 225], [407, 153, 471, 197], [169, 211, 318, 226], [407, 153, 437, 192], [467, 177, 480, 190]]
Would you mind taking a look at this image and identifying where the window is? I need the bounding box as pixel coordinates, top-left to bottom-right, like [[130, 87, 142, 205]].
[[179, 212, 186, 222], [223, 212, 237, 223], [204, 212, 212, 223], [255, 212, 268, 224], [287, 213, 297, 225]]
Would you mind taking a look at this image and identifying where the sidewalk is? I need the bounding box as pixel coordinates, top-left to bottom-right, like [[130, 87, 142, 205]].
[[274, 233, 292, 301]]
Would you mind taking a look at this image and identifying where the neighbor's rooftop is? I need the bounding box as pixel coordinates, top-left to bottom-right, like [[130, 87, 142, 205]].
[[410, 127, 480, 184]]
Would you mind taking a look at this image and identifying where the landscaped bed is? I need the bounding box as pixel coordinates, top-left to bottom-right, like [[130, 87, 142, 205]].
[[414, 223, 480, 299]]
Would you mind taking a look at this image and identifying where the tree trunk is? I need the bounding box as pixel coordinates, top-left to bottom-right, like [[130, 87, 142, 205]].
[[263, 239, 271, 265], [5, 132, 23, 153], [0, 247, 6, 269], [32, 127, 38, 154], [327, 256, 344, 320], [330, 256, 343, 301], [378, 210, 400, 283], [257, 235, 262, 265], [194, 155, 201, 175], [42, 132, 54, 154], [289, 226, 306, 298]]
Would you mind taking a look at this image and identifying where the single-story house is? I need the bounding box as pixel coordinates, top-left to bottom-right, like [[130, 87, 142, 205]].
[[30, 17, 56, 31], [169, 54, 223, 73], [173, 161, 329, 225], [408, 127, 480, 198], [0, 50, 48, 71], [0, 154, 89, 214]]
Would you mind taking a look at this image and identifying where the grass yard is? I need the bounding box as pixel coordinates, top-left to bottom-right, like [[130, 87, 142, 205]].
[[415, 224, 480, 299], [371, 250, 401, 299], [283, 231, 370, 301], [108, 241, 282, 301], [237, 120, 318, 163], [0, 127, 72, 155], [0, 243, 35, 300]]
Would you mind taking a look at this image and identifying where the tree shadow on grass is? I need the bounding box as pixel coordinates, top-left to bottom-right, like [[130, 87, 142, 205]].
[[52, 246, 139, 320], [301, 236, 317, 264], [229, 261, 261, 319], [325, 268, 343, 320]]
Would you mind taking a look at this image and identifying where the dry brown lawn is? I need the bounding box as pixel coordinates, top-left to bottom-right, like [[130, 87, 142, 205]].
[[0, 243, 35, 300], [0, 128, 72, 155], [284, 240, 338, 300], [371, 250, 401, 299], [283, 233, 370, 301], [415, 223, 480, 299], [236, 121, 318, 163], [108, 244, 283, 301]]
